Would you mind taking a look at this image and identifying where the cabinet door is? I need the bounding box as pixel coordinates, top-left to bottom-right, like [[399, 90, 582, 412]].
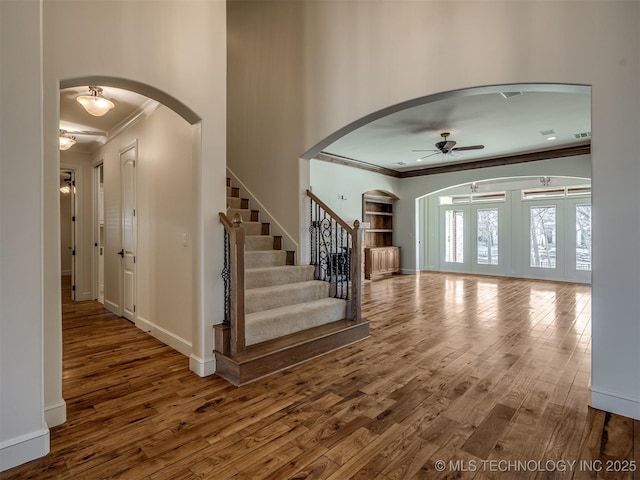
[[390, 247, 400, 272]]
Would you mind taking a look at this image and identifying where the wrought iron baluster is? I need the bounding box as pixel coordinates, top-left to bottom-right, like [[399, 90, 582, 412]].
[[221, 227, 231, 326]]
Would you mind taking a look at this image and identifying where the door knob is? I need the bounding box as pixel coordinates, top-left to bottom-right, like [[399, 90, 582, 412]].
[[118, 249, 124, 257]]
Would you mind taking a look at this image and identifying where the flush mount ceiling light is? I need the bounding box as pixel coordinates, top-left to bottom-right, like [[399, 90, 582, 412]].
[[59, 130, 76, 151], [76, 86, 115, 116]]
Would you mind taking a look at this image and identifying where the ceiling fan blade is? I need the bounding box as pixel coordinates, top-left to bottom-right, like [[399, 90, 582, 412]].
[[411, 149, 439, 152], [417, 152, 441, 160], [452, 144, 484, 152]]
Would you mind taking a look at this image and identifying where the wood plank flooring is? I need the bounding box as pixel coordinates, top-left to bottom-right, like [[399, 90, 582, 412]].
[[2, 272, 639, 480]]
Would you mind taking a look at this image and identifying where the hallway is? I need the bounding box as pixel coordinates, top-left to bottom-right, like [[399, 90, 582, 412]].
[[2, 273, 637, 479]]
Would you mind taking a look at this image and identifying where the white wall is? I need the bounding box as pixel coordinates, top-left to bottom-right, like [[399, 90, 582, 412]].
[[41, 2, 227, 443], [0, 0, 49, 471], [0, 0, 226, 470], [310, 160, 401, 224], [230, 2, 640, 419], [94, 106, 194, 352]]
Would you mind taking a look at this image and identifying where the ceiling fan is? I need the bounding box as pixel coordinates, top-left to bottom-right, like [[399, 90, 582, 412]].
[[413, 132, 484, 160]]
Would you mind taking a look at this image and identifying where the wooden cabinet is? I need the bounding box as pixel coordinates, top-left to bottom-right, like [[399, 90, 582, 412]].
[[362, 192, 400, 279], [365, 246, 400, 279]]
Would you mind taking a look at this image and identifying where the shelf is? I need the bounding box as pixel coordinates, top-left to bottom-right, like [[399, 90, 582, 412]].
[[365, 211, 393, 216]]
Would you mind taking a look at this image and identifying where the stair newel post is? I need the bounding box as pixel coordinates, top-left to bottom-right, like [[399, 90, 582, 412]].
[[350, 219, 363, 322], [231, 213, 246, 356]]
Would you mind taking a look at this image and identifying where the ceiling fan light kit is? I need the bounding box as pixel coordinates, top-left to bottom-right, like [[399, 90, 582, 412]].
[[76, 86, 115, 116]]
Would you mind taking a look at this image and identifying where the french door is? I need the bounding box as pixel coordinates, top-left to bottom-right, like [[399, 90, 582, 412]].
[[439, 196, 590, 283], [441, 203, 506, 276]]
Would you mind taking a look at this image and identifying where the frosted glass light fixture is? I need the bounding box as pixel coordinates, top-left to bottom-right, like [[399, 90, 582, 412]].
[[76, 86, 115, 116], [59, 130, 76, 150]]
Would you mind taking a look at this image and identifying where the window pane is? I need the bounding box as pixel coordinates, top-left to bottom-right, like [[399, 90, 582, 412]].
[[576, 204, 592, 271], [445, 210, 464, 263], [530, 206, 556, 268], [477, 209, 499, 265]]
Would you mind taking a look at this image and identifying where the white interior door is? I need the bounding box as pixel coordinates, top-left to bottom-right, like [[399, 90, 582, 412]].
[[120, 145, 137, 322]]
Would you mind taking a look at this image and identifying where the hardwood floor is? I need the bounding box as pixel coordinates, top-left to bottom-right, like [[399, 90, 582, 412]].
[[2, 273, 639, 479]]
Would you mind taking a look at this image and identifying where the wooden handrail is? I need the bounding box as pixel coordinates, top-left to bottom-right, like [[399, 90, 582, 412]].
[[219, 212, 246, 356], [307, 189, 354, 234]]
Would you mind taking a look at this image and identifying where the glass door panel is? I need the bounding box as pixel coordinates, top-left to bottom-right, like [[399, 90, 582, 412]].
[[445, 209, 465, 263], [477, 208, 499, 265], [530, 206, 557, 269]]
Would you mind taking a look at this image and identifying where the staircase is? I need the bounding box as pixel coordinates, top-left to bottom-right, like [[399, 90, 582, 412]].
[[214, 178, 370, 386]]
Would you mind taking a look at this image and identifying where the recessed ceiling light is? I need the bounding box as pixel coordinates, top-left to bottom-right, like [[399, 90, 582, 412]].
[[416, 159, 423, 162], [547, 136, 557, 141]]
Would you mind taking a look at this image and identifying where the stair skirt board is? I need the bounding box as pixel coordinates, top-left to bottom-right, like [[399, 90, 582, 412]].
[[214, 320, 370, 386]]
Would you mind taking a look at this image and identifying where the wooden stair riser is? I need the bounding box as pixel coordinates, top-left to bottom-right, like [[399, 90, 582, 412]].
[[245, 281, 330, 314], [226, 186, 240, 198]]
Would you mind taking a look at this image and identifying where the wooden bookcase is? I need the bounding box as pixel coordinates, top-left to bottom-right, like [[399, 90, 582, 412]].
[[362, 192, 400, 279]]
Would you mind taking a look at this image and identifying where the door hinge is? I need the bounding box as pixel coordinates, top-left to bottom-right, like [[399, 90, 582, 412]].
[[72, 249, 76, 256], [134, 256, 136, 264], [72, 285, 76, 291], [72, 216, 76, 222], [72, 180, 76, 186], [133, 209, 136, 217], [133, 305, 136, 313]]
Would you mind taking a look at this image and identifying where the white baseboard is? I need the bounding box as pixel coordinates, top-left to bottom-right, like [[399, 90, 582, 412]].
[[44, 399, 66, 428], [104, 299, 119, 316], [591, 385, 640, 420], [0, 428, 49, 472], [190, 354, 216, 377], [401, 269, 418, 275], [135, 316, 192, 357]]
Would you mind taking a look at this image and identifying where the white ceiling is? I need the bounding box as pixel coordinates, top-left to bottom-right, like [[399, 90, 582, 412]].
[[61, 85, 591, 169], [321, 90, 591, 173], [60, 86, 156, 153]]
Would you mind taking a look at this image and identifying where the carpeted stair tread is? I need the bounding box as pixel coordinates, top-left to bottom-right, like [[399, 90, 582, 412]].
[[245, 280, 330, 314], [245, 250, 287, 268], [245, 235, 274, 252], [245, 265, 315, 289], [242, 221, 264, 236], [227, 207, 254, 222], [227, 197, 244, 209], [245, 297, 347, 346]]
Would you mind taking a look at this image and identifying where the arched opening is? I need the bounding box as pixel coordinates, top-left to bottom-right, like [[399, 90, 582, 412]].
[[49, 75, 204, 426], [417, 175, 591, 284]]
